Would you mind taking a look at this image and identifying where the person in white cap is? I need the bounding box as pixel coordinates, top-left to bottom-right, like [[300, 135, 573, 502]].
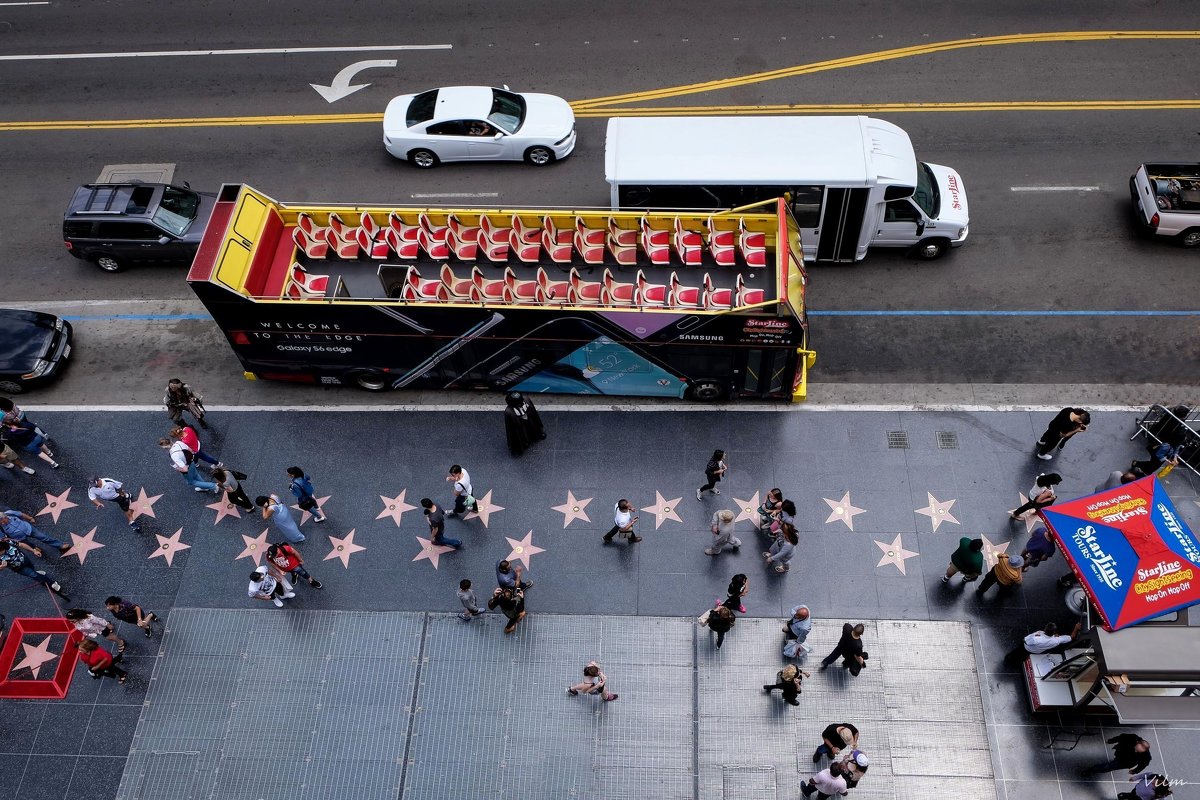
[[838, 750, 869, 789], [976, 554, 1024, 598]]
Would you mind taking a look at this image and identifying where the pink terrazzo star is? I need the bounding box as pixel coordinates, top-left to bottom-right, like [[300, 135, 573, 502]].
[[12, 636, 58, 679], [37, 488, 78, 524], [504, 530, 546, 570], [411, 536, 455, 570], [981, 534, 1011, 572], [641, 491, 683, 529], [732, 491, 762, 528], [148, 528, 190, 567], [824, 491, 867, 531], [324, 528, 365, 568], [129, 488, 163, 521], [207, 498, 242, 524], [463, 490, 504, 527], [236, 529, 271, 566], [915, 492, 959, 533], [376, 490, 418, 526], [551, 491, 592, 528], [874, 533, 919, 575], [63, 527, 104, 565]]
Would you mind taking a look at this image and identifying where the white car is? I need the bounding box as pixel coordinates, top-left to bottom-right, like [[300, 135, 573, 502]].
[[383, 86, 576, 169]]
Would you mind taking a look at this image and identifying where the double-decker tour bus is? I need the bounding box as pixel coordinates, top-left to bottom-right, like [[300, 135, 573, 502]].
[[186, 184, 816, 402]]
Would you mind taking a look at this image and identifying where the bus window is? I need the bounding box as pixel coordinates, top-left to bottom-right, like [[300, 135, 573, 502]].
[[788, 186, 823, 227], [618, 185, 723, 209]]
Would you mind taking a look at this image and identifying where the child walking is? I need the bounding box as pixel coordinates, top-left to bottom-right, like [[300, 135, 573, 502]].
[[457, 579, 482, 621]]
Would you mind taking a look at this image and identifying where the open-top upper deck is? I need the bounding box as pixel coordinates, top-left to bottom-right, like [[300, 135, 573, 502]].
[[187, 184, 809, 321]]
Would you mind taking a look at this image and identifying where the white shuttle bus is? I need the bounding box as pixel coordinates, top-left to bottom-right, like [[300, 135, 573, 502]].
[[604, 116, 969, 261]]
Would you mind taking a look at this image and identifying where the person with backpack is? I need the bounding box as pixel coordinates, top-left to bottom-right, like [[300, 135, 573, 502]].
[[286, 467, 327, 523], [158, 436, 217, 493], [77, 639, 127, 684], [566, 661, 618, 702], [88, 476, 142, 532], [763, 663, 809, 705], [169, 425, 221, 468], [266, 542, 322, 590]]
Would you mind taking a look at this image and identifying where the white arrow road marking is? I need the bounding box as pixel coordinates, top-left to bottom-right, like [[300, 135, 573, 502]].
[[0, 44, 450, 61], [311, 59, 398, 103]]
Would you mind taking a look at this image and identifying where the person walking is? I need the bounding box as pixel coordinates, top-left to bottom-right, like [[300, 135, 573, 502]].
[[837, 751, 870, 790], [0, 397, 32, 427], [719, 573, 749, 614], [812, 722, 860, 762], [820, 623, 868, 676], [1004, 621, 1081, 666], [0, 441, 36, 474], [602, 499, 641, 544], [457, 579, 483, 621], [88, 477, 142, 533], [421, 498, 460, 549], [763, 663, 809, 706], [0, 508, 70, 555], [496, 559, 532, 591], [211, 467, 254, 513], [942, 537, 985, 583], [1009, 473, 1061, 520], [266, 542, 322, 589], [706, 604, 735, 649], [783, 604, 813, 657], [65, 608, 126, 655], [566, 661, 618, 702], [164, 378, 207, 428], [105, 596, 159, 639], [169, 425, 221, 468], [503, 391, 546, 456], [1035, 407, 1090, 460], [764, 523, 798, 573], [696, 449, 728, 500], [705, 509, 741, 555], [76, 639, 128, 684], [1118, 773, 1173, 800], [286, 467, 327, 523], [488, 586, 526, 634], [801, 762, 849, 798], [2, 418, 60, 468], [446, 464, 479, 517], [159, 436, 217, 493], [1020, 523, 1058, 571], [248, 564, 294, 608], [1081, 733, 1153, 777], [0, 537, 68, 598], [976, 554, 1025, 597], [257, 494, 304, 543]]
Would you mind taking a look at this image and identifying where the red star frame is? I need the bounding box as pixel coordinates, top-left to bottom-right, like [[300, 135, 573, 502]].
[[0, 617, 84, 699]]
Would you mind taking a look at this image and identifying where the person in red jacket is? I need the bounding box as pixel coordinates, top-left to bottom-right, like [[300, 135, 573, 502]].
[[77, 639, 127, 683], [266, 542, 322, 589], [168, 426, 221, 468]]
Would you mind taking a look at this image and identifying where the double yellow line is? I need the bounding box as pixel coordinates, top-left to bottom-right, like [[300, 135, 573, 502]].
[[2, 30, 1197, 132]]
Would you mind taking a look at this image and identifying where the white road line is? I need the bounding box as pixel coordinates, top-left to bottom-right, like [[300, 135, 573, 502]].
[[1010, 185, 1101, 192], [0, 2, 50, 6], [0, 44, 452, 62], [410, 192, 501, 199], [21, 403, 1147, 413]]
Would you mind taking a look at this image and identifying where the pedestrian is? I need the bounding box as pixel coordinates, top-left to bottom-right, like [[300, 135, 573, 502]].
[[285, 466, 327, 523], [169, 425, 221, 469], [812, 722, 860, 762], [976, 554, 1024, 597], [1035, 407, 1090, 460], [1081, 733, 1153, 777], [719, 573, 749, 614], [1132, 433, 1185, 476], [757, 487, 784, 530], [0, 508, 70, 555], [76, 639, 127, 684], [164, 378, 207, 428], [88, 477, 142, 533], [0, 441, 36, 474], [566, 661, 618, 702], [602, 498, 641, 544], [65, 608, 126, 655], [783, 604, 813, 657], [837, 751, 870, 790], [942, 537, 985, 583], [705, 509, 741, 555], [421, 498, 460, 549], [1020, 523, 1058, 570], [696, 449, 727, 500], [266, 542, 323, 589], [1004, 620, 1081, 666], [820, 623, 868, 676], [1009, 472, 1061, 519], [0, 396, 31, 427], [1118, 773, 1173, 799], [446, 464, 479, 517], [706, 603, 735, 649], [778, 499, 797, 531], [248, 564, 294, 608], [487, 585, 526, 633], [257, 494, 304, 543], [0, 537, 68, 598], [503, 391, 546, 456], [764, 523, 798, 573], [1097, 466, 1145, 493], [2, 418, 60, 468], [763, 662, 809, 706], [159, 436, 218, 493], [457, 578, 483, 621], [211, 467, 254, 512], [801, 761, 849, 798], [104, 596, 159, 639], [496, 558, 532, 591]]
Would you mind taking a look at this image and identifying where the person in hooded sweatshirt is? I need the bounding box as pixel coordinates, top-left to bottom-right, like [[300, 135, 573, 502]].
[[503, 391, 546, 456]]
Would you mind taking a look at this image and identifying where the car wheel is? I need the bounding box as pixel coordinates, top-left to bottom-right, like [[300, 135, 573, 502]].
[[409, 149, 439, 169], [93, 254, 124, 272], [1179, 228, 1200, 248], [914, 238, 949, 260], [524, 146, 554, 166], [0, 379, 24, 394], [686, 380, 726, 402], [350, 371, 389, 392]]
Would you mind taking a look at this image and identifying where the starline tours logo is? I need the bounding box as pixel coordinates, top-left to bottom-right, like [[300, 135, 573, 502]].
[[1071, 525, 1123, 591], [1159, 502, 1200, 565]]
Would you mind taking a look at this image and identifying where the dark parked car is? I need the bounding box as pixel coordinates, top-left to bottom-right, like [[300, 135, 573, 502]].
[[0, 309, 73, 393], [63, 182, 216, 272]]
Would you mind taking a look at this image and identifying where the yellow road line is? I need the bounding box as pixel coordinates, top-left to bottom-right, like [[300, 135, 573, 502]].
[[573, 30, 1200, 108], [574, 99, 1200, 117]]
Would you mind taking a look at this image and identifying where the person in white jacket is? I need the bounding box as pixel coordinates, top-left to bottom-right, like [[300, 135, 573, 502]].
[[705, 509, 741, 555]]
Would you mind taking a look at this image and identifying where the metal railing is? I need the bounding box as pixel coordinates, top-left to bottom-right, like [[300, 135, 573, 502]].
[[1131, 404, 1200, 477]]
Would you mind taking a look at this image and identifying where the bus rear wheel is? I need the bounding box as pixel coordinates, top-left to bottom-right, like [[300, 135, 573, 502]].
[[350, 371, 389, 392], [686, 381, 726, 402]]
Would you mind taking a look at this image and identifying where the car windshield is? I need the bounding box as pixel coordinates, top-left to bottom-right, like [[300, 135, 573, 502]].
[[152, 186, 201, 236], [913, 163, 940, 218], [487, 89, 526, 134], [406, 90, 438, 127]]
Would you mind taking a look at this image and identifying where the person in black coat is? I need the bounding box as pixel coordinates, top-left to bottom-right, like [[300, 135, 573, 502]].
[[1081, 733, 1153, 777], [503, 391, 546, 456], [819, 622, 868, 676]]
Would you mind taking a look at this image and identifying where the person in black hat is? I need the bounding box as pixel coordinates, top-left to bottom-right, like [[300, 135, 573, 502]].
[[503, 391, 546, 456]]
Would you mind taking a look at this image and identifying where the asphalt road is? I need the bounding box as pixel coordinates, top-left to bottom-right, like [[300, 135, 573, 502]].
[[1, 1, 1198, 392]]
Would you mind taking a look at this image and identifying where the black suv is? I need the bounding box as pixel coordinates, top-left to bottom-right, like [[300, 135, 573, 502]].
[[63, 182, 216, 272]]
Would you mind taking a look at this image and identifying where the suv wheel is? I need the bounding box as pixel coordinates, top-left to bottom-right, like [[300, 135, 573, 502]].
[[0, 380, 24, 394], [93, 254, 124, 272]]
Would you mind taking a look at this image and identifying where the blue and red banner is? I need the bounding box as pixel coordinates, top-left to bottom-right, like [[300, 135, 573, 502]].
[[1042, 474, 1200, 630]]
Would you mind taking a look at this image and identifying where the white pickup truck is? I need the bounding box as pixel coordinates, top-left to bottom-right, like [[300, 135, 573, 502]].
[[1130, 163, 1200, 247]]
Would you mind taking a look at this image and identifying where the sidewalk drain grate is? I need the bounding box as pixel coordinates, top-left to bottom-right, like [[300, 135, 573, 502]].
[[887, 431, 909, 449], [936, 431, 959, 449]]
